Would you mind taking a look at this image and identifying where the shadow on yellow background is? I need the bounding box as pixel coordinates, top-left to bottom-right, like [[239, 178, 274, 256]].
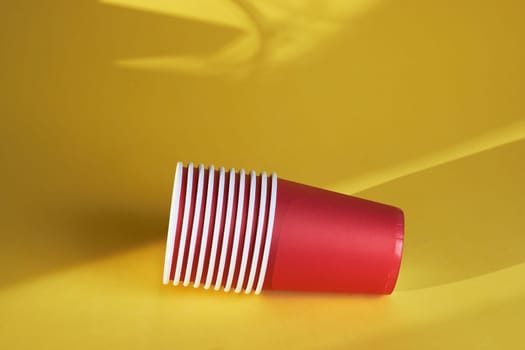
[[1, 0, 524, 348]]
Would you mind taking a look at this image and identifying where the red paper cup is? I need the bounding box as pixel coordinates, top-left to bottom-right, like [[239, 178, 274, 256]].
[[163, 162, 404, 295]]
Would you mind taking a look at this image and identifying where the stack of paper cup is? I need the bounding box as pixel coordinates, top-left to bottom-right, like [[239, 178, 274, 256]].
[[163, 162, 404, 295]]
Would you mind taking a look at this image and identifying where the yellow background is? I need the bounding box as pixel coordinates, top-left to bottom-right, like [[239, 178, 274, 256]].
[[1, 0, 524, 348]]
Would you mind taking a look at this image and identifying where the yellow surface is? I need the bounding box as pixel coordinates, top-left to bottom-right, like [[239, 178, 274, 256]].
[[1, 0, 525, 348]]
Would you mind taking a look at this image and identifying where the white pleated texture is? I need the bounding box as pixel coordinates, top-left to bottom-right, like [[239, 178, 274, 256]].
[[163, 162, 278, 294]]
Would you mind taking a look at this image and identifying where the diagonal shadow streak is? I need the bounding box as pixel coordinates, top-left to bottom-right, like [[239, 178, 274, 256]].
[[356, 138, 525, 291]]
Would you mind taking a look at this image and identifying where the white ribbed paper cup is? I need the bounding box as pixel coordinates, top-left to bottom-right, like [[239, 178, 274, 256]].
[[162, 162, 278, 295]]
